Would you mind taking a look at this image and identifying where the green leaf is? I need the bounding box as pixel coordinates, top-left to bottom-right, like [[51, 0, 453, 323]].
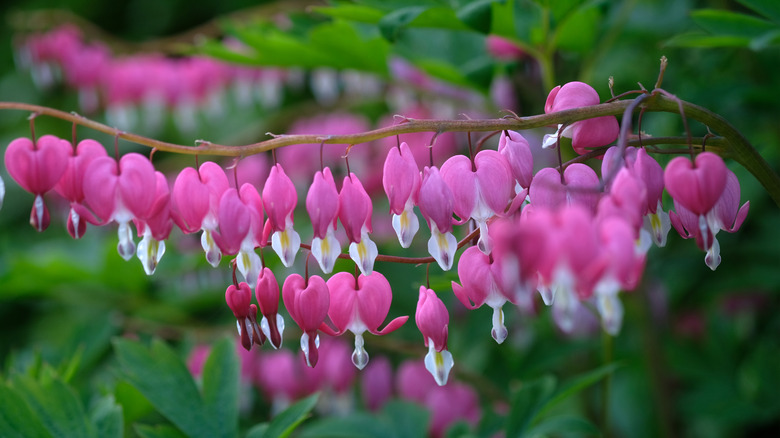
[[245, 423, 269, 438], [380, 401, 430, 437], [539, 362, 621, 416], [260, 393, 319, 438], [89, 395, 123, 438], [0, 384, 53, 438], [457, 0, 495, 34], [691, 9, 776, 38], [750, 28, 780, 49], [379, 7, 427, 41], [554, 4, 600, 53], [505, 375, 557, 437], [737, 0, 780, 24], [525, 416, 599, 436], [664, 32, 752, 48], [9, 374, 96, 438], [135, 424, 188, 438], [113, 338, 213, 438], [311, 4, 385, 23], [490, 0, 515, 37], [202, 338, 239, 438], [297, 414, 394, 438]]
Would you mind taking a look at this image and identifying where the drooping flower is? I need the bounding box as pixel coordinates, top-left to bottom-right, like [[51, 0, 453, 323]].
[[82, 152, 157, 260], [171, 161, 229, 267], [282, 273, 331, 367], [529, 164, 601, 214], [415, 287, 453, 386], [4, 135, 72, 231], [603, 146, 671, 247], [417, 166, 458, 271], [382, 142, 421, 248], [497, 130, 533, 191], [338, 173, 377, 275], [440, 150, 514, 254], [262, 163, 301, 267], [225, 281, 264, 351], [255, 267, 285, 349], [213, 184, 265, 287], [306, 167, 341, 273], [133, 171, 173, 275], [542, 81, 619, 154], [326, 271, 408, 369], [452, 245, 514, 343], [669, 169, 748, 270], [53, 138, 107, 238], [665, 152, 741, 270]]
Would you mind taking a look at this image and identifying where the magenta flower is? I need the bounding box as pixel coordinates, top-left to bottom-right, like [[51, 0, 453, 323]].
[[306, 167, 341, 273], [417, 166, 457, 270], [498, 130, 533, 190], [664, 152, 728, 216], [262, 163, 301, 267], [440, 150, 514, 254], [53, 139, 107, 238], [415, 287, 453, 386], [382, 142, 421, 248], [326, 271, 408, 369], [83, 152, 157, 260], [338, 173, 377, 275], [4, 135, 72, 232], [225, 281, 263, 351], [485, 35, 524, 61], [171, 161, 229, 267], [593, 216, 644, 335], [529, 164, 601, 214], [665, 152, 734, 268], [133, 171, 172, 275], [213, 184, 265, 287], [670, 169, 748, 271], [282, 273, 331, 367], [255, 267, 285, 349], [604, 146, 671, 247], [542, 81, 619, 154], [452, 246, 512, 344]]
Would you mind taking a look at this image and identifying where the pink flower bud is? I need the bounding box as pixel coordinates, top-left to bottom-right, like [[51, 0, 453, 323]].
[[263, 163, 300, 267], [255, 267, 284, 349], [664, 152, 727, 216], [415, 287, 453, 386]]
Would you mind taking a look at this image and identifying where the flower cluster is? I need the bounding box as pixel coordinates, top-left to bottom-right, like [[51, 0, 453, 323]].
[[1, 80, 750, 394]]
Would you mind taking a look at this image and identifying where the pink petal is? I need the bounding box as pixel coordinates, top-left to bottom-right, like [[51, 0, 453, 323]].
[[306, 167, 340, 238], [474, 150, 514, 214], [382, 142, 421, 214], [338, 174, 372, 243], [418, 166, 454, 232], [262, 163, 297, 232], [440, 154, 477, 222]]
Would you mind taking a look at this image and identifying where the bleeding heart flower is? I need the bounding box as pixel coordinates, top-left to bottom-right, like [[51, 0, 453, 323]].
[[440, 150, 513, 254], [133, 171, 172, 275], [171, 161, 229, 267], [382, 142, 421, 248], [213, 184, 265, 287], [5, 135, 72, 231], [415, 286, 453, 386], [326, 271, 408, 369], [542, 81, 619, 155], [82, 152, 157, 260], [529, 164, 601, 214], [225, 280, 264, 351], [417, 166, 457, 271], [282, 273, 331, 367], [306, 167, 341, 273], [255, 267, 285, 349], [498, 130, 533, 191], [338, 173, 377, 275], [451, 245, 512, 344], [263, 163, 300, 267], [664, 152, 728, 216], [53, 138, 107, 238]]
